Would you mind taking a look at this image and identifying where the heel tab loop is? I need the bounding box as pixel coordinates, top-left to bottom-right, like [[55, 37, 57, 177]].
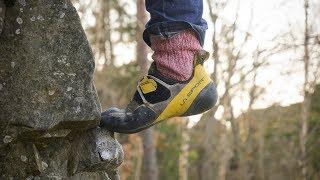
[[194, 50, 210, 66]]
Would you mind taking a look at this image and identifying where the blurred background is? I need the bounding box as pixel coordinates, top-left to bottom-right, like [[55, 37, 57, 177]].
[[72, 0, 319, 179]]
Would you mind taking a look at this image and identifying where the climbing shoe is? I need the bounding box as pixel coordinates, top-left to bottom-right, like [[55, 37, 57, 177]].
[[100, 50, 218, 134]]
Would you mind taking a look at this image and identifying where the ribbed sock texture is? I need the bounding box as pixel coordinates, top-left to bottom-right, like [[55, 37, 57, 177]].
[[150, 30, 202, 81]]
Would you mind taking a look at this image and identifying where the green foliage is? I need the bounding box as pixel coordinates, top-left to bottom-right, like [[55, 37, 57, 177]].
[[308, 85, 320, 177]]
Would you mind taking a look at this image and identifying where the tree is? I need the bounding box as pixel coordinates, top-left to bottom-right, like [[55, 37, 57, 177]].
[[179, 118, 190, 180], [136, 0, 159, 180], [299, 1, 310, 179], [298, 0, 320, 178], [95, 0, 114, 65]]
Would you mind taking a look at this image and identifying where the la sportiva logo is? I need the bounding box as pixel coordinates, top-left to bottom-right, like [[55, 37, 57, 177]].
[[180, 77, 205, 106]]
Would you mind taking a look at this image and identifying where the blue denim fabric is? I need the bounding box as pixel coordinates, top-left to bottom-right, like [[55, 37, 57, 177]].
[[143, 0, 208, 47]]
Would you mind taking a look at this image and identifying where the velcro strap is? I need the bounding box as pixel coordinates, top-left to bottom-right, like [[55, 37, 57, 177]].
[[139, 76, 157, 94]]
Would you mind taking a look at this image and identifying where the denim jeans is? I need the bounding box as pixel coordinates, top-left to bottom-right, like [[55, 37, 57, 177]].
[[143, 0, 207, 47]]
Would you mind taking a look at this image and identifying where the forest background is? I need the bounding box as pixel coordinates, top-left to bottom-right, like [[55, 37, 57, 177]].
[[73, 0, 320, 179]]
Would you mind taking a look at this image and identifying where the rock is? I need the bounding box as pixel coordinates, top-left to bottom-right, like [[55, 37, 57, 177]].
[[0, 0, 123, 179], [0, 0, 100, 136], [69, 127, 124, 174]]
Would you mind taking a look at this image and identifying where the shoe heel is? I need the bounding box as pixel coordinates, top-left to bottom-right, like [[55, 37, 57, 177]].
[[183, 82, 217, 116]]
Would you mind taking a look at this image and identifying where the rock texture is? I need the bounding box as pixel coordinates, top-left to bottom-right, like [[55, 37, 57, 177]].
[[0, 0, 123, 179]]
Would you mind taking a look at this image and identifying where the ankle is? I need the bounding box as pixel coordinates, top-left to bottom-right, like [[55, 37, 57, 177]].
[[150, 30, 202, 81]]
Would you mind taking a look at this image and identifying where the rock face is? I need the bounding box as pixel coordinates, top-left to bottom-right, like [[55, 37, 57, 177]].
[[0, 0, 123, 179]]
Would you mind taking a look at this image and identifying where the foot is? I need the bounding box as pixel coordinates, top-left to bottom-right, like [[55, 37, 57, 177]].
[[100, 50, 217, 134]]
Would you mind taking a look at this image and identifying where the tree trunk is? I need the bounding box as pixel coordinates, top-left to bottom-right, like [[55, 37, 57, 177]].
[[134, 135, 143, 180], [179, 118, 190, 180], [96, 0, 114, 65], [257, 115, 265, 180], [201, 2, 220, 179], [201, 112, 218, 180], [300, 0, 310, 179], [136, 0, 159, 180], [136, 0, 148, 74], [228, 104, 240, 173], [141, 128, 158, 180], [217, 132, 230, 180]]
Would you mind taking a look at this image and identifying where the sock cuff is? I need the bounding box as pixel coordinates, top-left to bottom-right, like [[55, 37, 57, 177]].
[[150, 30, 202, 52]]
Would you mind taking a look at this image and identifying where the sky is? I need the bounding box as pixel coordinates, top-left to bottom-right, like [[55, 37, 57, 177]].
[[76, 0, 319, 127]]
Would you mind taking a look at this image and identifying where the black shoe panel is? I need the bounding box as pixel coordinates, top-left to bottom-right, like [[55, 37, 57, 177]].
[[100, 106, 157, 134], [183, 82, 217, 116], [141, 79, 171, 104]]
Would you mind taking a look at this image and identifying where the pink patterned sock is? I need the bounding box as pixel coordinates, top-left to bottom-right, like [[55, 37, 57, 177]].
[[150, 30, 202, 81]]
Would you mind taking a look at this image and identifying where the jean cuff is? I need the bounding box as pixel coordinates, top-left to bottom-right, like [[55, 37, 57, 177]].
[[143, 21, 207, 47]]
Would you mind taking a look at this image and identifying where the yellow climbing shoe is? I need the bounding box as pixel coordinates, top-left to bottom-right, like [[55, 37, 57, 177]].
[[100, 50, 217, 134]]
